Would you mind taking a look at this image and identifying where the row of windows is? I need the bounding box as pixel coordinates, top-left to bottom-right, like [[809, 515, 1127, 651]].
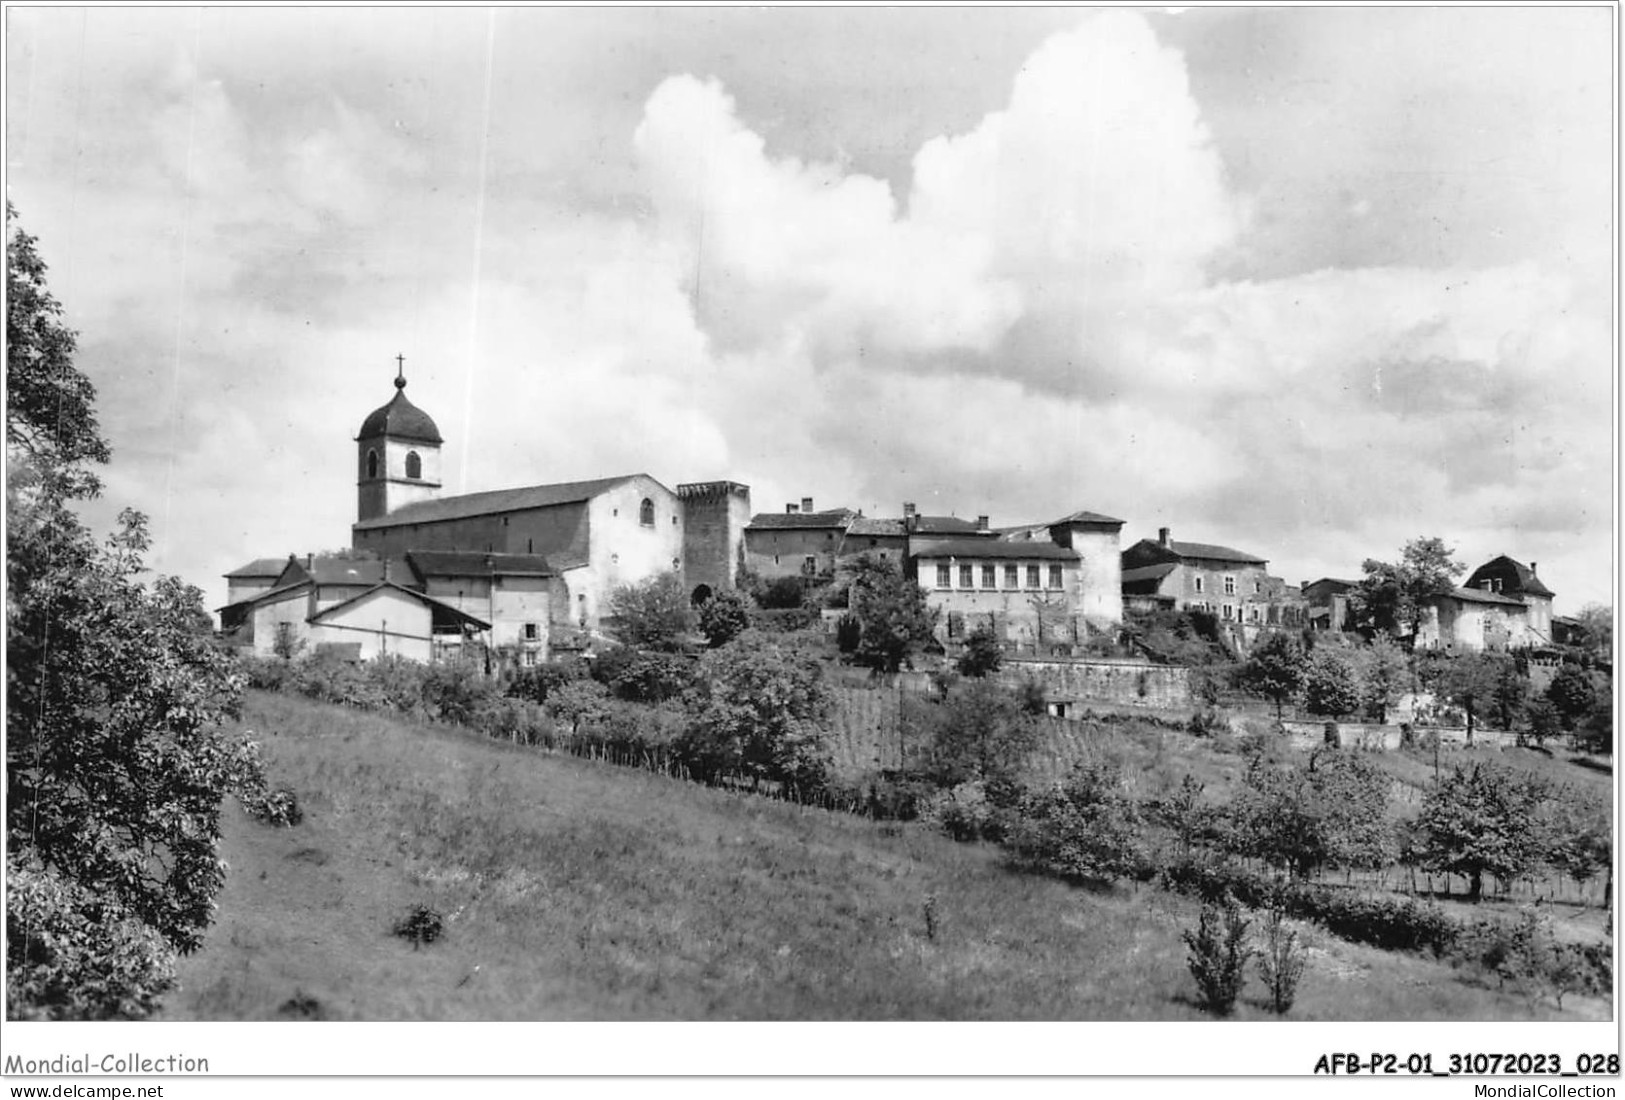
[[1192, 574, 1264, 597], [934, 562, 1063, 591]]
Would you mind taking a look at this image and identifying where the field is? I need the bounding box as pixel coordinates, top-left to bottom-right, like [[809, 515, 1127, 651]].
[[159, 692, 1607, 1021]]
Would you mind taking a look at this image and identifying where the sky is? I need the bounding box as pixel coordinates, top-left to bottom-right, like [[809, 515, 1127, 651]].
[[5, 6, 1616, 616]]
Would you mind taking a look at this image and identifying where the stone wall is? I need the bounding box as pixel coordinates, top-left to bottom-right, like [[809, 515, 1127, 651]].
[[993, 657, 1193, 709]]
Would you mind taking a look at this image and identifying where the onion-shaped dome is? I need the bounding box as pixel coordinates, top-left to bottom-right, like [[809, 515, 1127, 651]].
[[357, 375, 442, 444]]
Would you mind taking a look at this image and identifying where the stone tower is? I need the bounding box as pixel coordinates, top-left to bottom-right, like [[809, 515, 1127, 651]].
[[677, 481, 752, 602], [356, 360, 443, 523]]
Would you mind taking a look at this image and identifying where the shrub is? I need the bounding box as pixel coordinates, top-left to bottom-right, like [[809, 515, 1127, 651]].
[[835, 613, 862, 654], [1256, 903, 1306, 1015], [590, 645, 694, 703], [1002, 762, 1147, 883], [756, 575, 809, 610], [924, 680, 1039, 790], [243, 787, 304, 827], [956, 624, 1004, 678], [607, 571, 694, 650], [505, 659, 588, 705], [922, 781, 1002, 842], [697, 589, 752, 648], [1183, 894, 1253, 1016], [392, 905, 444, 949]]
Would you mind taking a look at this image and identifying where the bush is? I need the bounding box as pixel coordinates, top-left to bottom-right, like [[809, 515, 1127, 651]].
[[835, 613, 862, 654], [1001, 762, 1148, 883], [505, 659, 588, 705], [922, 781, 1003, 842], [957, 624, 1004, 678], [698, 589, 752, 648], [243, 787, 304, 827], [924, 680, 1039, 790], [756, 575, 810, 610], [590, 646, 694, 703], [1183, 894, 1253, 1016], [392, 905, 444, 949], [1256, 903, 1306, 1015]]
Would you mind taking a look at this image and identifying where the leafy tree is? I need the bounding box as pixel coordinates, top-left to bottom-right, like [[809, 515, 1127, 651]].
[[1239, 631, 1305, 720], [845, 554, 938, 674], [7, 210, 271, 1019], [1302, 647, 1361, 718], [696, 588, 751, 648], [1434, 652, 1516, 743], [1183, 894, 1253, 1017], [1571, 603, 1613, 658], [924, 680, 1037, 789], [1310, 749, 1394, 872], [606, 571, 694, 651], [1234, 758, 1326, 879], [1357, 633, 1410, 723], [1414, 763, 1549, 900], [1003, 761, 1147, 883], [7, 203, 110, 500], [1347, 536, 1464, 640], [754, 574, 808, 611], [677, 631, 832, 789], [1546, 665, 1599, 731], [957, 622, 1004, 678], [589, 645, 693, 703]]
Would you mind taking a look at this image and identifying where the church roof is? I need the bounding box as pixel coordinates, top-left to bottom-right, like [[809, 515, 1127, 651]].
[[406, 550, 556, 578], [352, 474, 640, 530], [357, 378, 442, 445]]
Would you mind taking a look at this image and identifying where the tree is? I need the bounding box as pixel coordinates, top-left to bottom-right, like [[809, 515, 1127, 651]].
[[677, 631, 832, 789], [1347, 536, 1464, 640], [1302, 647, 1361, 718], [1572, 603, 1613, 658], [6, 203, 110, 500], [1357, 633, 1410, 724], [845, 554, 938, 674], [957, 622, 1004, 678], [924, 680, 1037, 789], [1434, 652, 1516, 744], [606, 571, 694, 651], [696, 588, 750, 648], [1239, 631, 1305, 720], [7, 209, 273, 1018], [1547, 665, 1599, 731], [1415, 763, 1549, 900]]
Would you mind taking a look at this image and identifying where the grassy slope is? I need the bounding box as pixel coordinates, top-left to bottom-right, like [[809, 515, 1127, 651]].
[[161, 692, 1606, 1021]]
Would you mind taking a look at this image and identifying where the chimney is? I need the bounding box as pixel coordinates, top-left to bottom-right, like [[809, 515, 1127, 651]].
[[786, 502, 798, 514], [1158, 527, 1171, 548], [903, 502, 916, 518], [306, 552, 314, 569], [801, 496, 814, 514], [383, 558, 390, 582], [1530, 561, 1537, 575], [976, 515, 989, 531]]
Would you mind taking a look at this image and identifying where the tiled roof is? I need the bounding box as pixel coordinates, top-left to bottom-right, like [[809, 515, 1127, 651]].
[[910, 537, 1077, 561], [301, 556, 393, 586], [912, 515, 987, 535], [309, 581, 491, 630], [847, 516, 907, 537], [353, 475, 639, 530], [1465, 556, 1555, 599], [225, 557, 288, 579], [407, 550, 555, 578], [1169, 539, 1266, 565], [357, 381, 442, 444], [747, 509, 856, 530], [1121, 563, 1178, 585], [1440, 586, 1527, 607], [1048, 509, 1126, 527]]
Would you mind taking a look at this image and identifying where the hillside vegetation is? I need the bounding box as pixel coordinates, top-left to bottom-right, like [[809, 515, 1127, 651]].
[[162, 692, 1603, 1021]]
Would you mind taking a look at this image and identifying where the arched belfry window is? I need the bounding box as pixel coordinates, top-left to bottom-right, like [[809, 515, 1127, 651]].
[[406, 451, 422, 479], [639, 498, 655, 526], [366, 449, 379, 479]]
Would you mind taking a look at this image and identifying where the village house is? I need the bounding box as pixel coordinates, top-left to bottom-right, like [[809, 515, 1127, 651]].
[[1414, 555, 1556, 651], [1120, 527, 1305, 642], [1302, 577, 1360, 633]]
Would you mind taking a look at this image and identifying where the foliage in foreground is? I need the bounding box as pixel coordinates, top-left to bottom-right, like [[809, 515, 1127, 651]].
[[1183, 894, 1253, 1016]]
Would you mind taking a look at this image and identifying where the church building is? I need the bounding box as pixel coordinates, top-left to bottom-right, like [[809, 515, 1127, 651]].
[[221, 363, 750, 663]]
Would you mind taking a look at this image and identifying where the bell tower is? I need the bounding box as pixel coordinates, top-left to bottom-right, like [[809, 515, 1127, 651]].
[[356, 355, 443, 523]]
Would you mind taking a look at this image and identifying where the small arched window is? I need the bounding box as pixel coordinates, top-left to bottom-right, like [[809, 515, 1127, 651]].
[[366, 449, 379, 479], [639, 498, 655, 526], [405, 451, 422, 479]]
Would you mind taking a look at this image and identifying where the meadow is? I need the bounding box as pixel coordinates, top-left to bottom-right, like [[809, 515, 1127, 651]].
[[160, 691, 1607, 1021]]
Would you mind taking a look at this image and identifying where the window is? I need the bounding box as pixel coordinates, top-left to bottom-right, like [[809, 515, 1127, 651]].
[[1004, 565, 1019, 588], [959, 564, 973, 588], [803, 555, 817, 575], [981, 565, 996, 589], [1026, 565, 1040, 589], [1223, 575, 1236, 596], [523, 622, 539, 641], [639, 498, 655, 526], [1249, 607, 1260, 623], [1194, 576, 1205, 594], [366, 449, 379, 479], [1222, 604, 1233, 621], [405, 451, 422, 479], [936, 564, 951, 588], [522, 650, 537, 668], [1254, 580, 1262, 595], [1047, 564, 1062, 589], [948, 612, 965, 639]]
